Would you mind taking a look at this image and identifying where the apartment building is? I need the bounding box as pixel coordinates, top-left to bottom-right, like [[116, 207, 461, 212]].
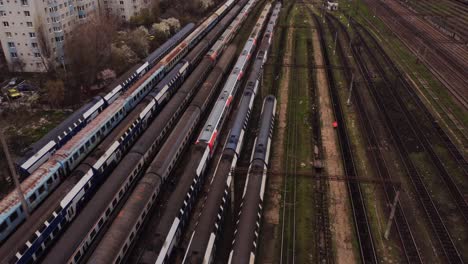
[[0, 0, 98, 72], [101, 0, 151, 21]]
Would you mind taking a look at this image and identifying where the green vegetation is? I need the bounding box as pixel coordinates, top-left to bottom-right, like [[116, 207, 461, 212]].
[[287, 6, 315, 263], [336, 0, 468, 149]]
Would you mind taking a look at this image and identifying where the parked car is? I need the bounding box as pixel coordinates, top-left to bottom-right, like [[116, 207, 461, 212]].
[[8, 77, 18, 86], [17, 82, 36, 92], [8, 88, 21, 99]]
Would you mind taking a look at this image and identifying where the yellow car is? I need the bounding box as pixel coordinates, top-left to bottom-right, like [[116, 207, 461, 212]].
[[8, 88, 21, 99]]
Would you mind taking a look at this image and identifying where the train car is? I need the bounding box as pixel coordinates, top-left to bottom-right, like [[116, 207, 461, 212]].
[[44, 42, 238, 264], [0, 12, 216, 247], [143, 5, 270, 264], [147, 23, 195, 66], [182, 5, 280, 262], [31, 2, 241, 264], [228, 95, 276, 264], [196, 3, 270, 153], [15, 96, 105, 178], [0, 7, 232, 264], [85, 33, 243, 264], [14, 23, 195, 179]]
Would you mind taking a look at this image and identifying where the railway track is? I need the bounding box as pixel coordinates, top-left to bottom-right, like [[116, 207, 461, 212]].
[[310, 8, 378, 264], [306, 33, 333, 263], [352, 20, 468, 224], [350, 19, 464, 263], [279, 24, 298, 264], [325, 13, 422, 263], [396, 0, 468, 42], [363, 0, 468, 110]]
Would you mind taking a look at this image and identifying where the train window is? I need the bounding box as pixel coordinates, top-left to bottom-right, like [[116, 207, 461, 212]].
[[116, 256, 121, 264], [74, 251, 82, 262], [38, 224, 46, 233], [46, 177, 53, 186], [130, 232, 135, 241], [106, 122, 111, 129], [38, 185, 45, 194], [136, 221, 140, 230], [35, 245, 43, 256], [18, 244, 29, 256], [28, 193, 37, 204], [123, 243, 128, 253], [85, 141, 90, 148], [105, 208, 111, 217], [52, 227, 59, 237], [0, 221, 7, 233], [28, 232, 38, 243], [118, 189, 123, 198], [79, 146, 85, 154], [97, 131, 101, 138], [47, 214, 55, 223], [101, 127, 105, 133], [73, 152, 79, 161], [91, 136, 96, 143], [98, 218, 104, 228], [90, 229, 96, 239], [44, 236, 52, 247], [112, 198, 117, 207]]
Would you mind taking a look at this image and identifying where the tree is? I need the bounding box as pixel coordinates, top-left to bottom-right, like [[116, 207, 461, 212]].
[[45, 79, 65, 107], [64, 15, 117, 101], [35, 20, 53, 72], [110, 44, 139, 74], [129, 8, 155, 26], [152, 21, 171, 39], [10, 58, 26, 72], [126, 27, 150, 59]]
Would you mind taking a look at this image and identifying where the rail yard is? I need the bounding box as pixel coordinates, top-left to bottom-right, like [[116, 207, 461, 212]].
[[0, 0, 466, 263]]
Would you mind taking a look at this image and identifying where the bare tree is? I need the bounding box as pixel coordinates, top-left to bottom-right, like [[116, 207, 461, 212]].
[[44, 79, 65, 107], [64, 15, 117, 100], [11, 58, 26, 72], [35, 20, 53, 72]]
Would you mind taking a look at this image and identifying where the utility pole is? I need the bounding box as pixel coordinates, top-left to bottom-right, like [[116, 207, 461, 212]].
[[384, 188, 401, 240], [0, 131, 30, 218], [346, 73, 354, 106]]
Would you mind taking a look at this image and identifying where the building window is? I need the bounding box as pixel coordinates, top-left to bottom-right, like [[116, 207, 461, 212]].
[[34, 53, 40, 57], [0, 1, 3, 5], [0, 10, 6, 16], [32, 42, 38, 48], [26, 21, 32, 27], [5, 32, 11, 37], [7, 42, 14, 47], [11, 52, 17, 58], [120, 1, 123, 4], [29, 32, 36, 38], [24, 11, 30, 16], [3, 21, 9, 27], [21, 0, 28, 5]]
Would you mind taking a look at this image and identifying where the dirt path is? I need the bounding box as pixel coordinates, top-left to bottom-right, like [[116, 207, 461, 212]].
[[310, 17, 357, 264], [260, 23, 295, 264]]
